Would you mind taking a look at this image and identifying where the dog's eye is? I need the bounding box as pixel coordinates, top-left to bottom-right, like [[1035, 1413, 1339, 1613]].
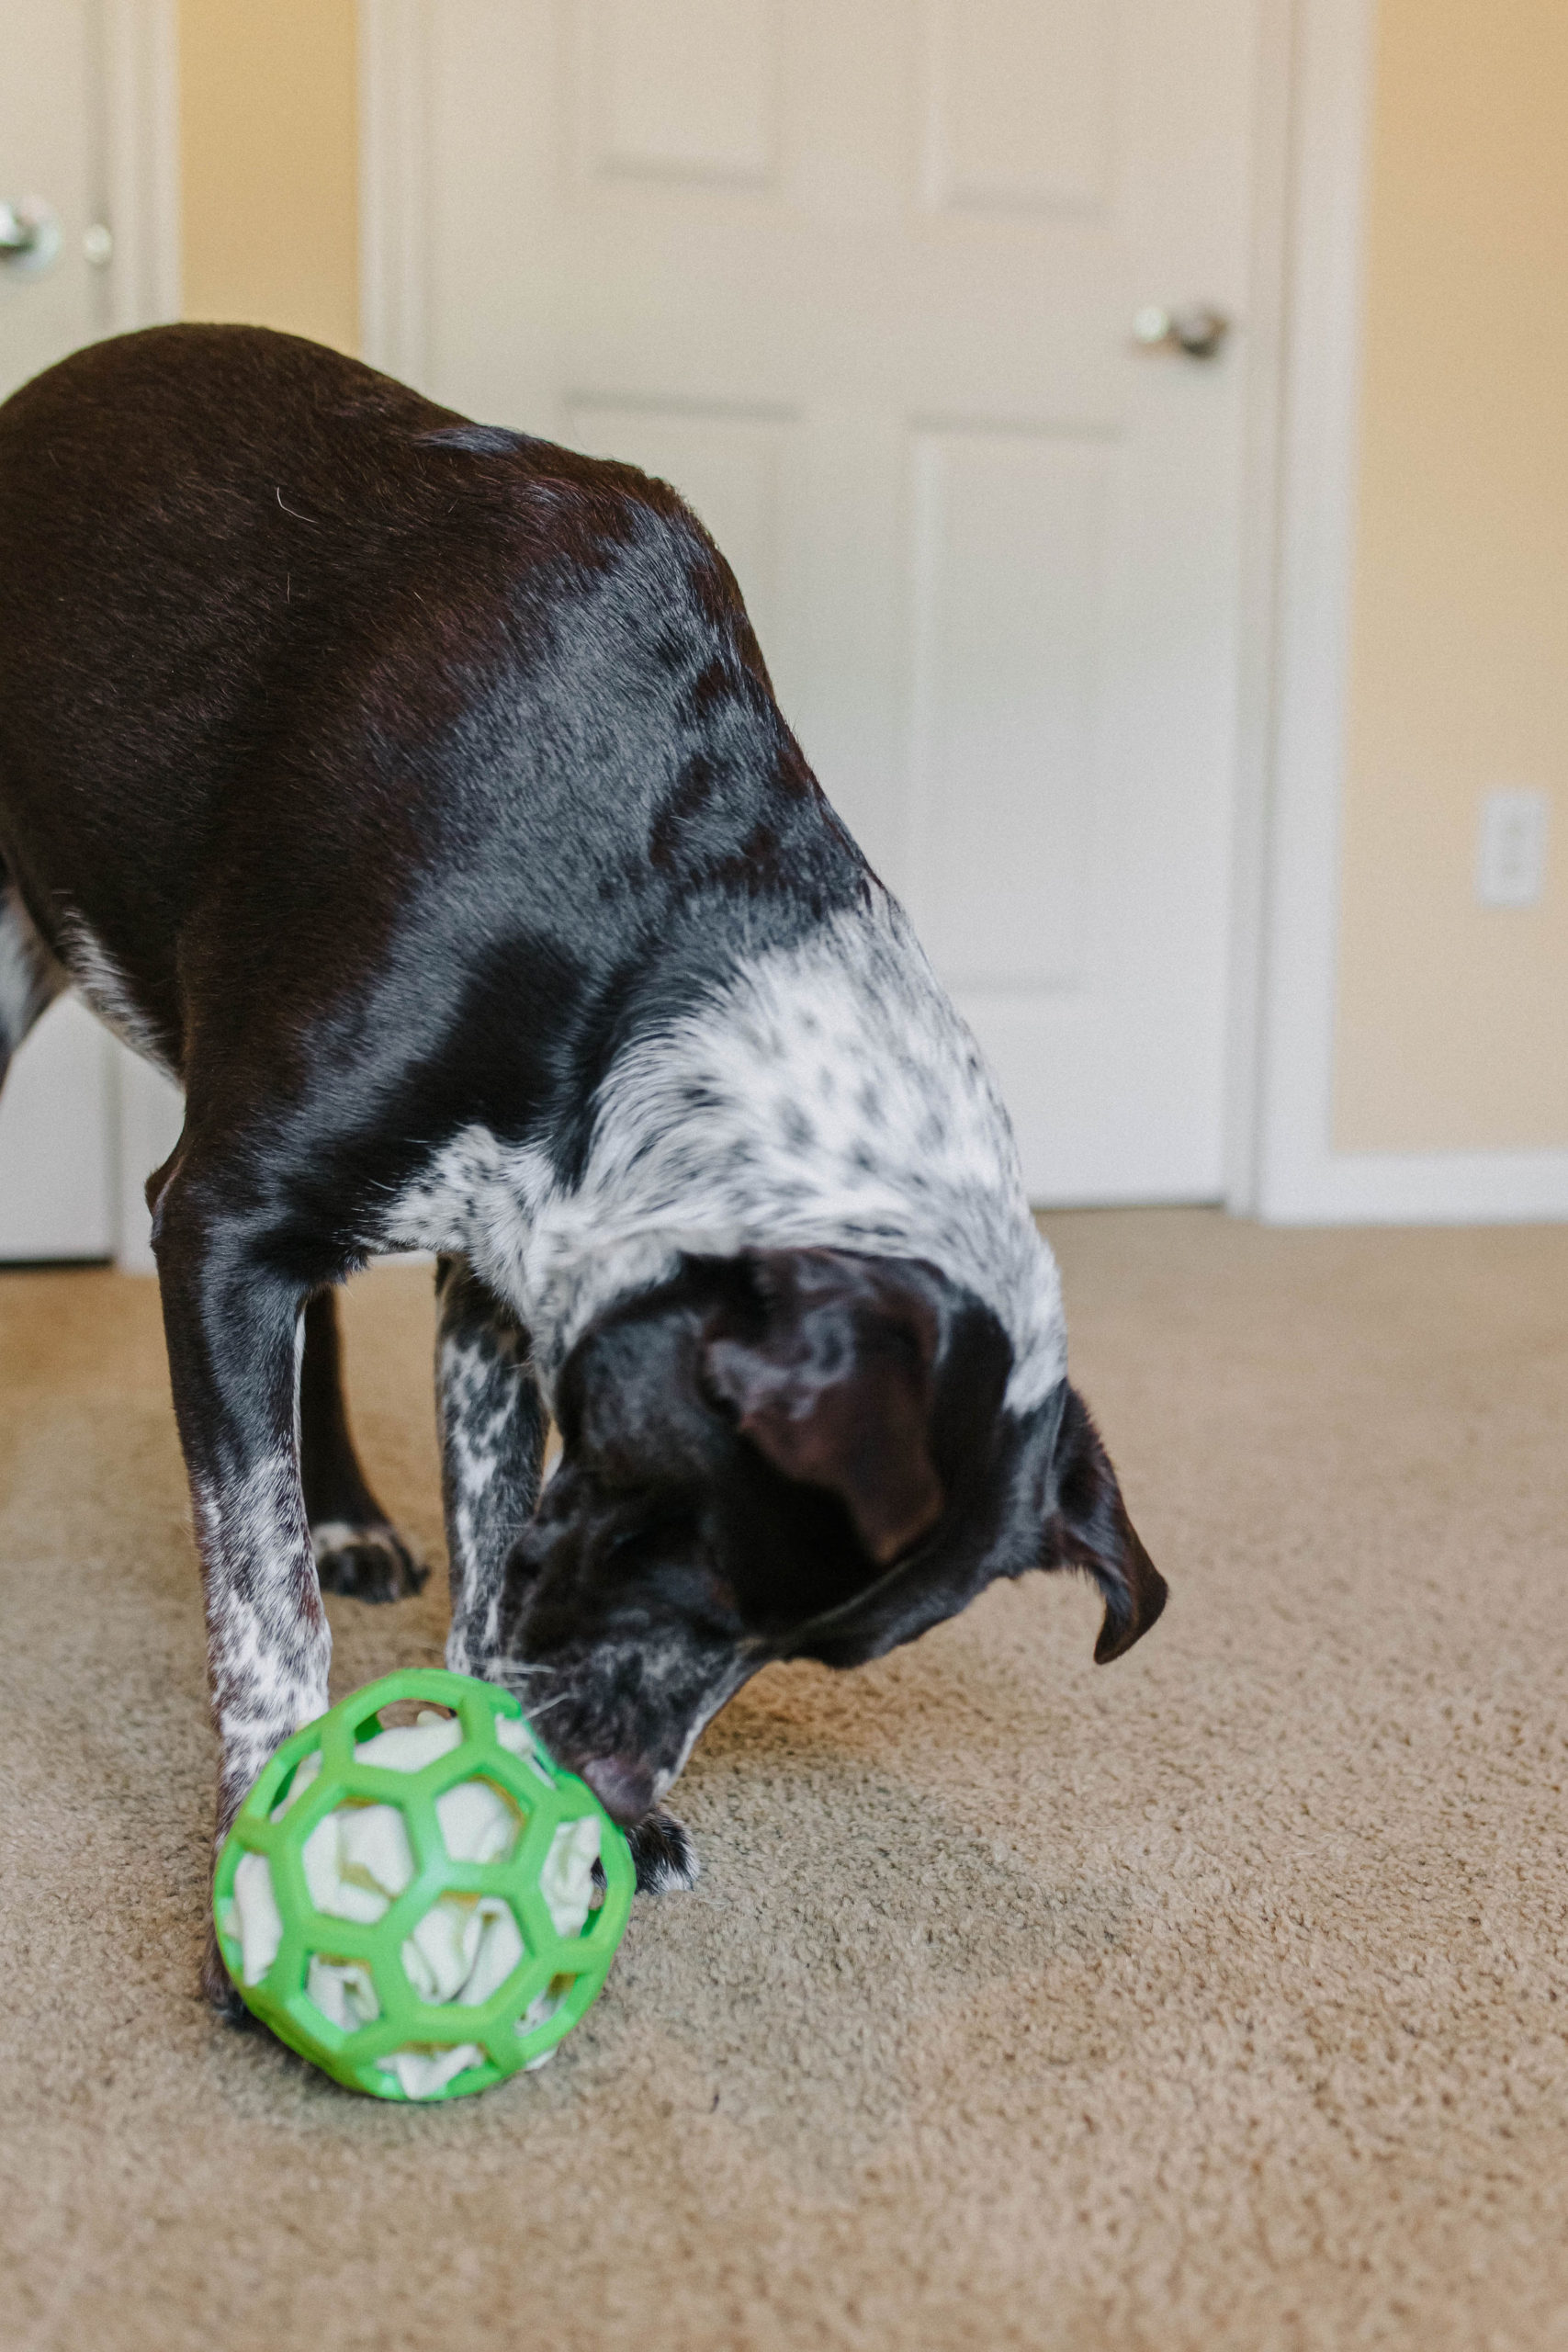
[[604, 1504, 698, 1566]]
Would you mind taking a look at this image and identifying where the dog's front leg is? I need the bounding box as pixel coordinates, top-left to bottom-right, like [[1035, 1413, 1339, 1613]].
[[433, 1258, 698, 1893], [434, 1255, 548, 1679], [153, 1179, 329, 2009], [300, 1286, 426, 1601]]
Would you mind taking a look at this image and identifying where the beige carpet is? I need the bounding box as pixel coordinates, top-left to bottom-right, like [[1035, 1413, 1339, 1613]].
[[1, 1211, 1565, 2351]]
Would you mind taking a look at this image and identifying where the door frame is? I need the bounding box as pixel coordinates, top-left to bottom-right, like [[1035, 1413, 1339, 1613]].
[[99, 0, 182, 336], [104, 0, 186, 1271], [355, 0, 1560, 1227]]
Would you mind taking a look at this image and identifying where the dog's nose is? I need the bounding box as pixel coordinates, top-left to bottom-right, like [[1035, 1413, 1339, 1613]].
[[578, 1754, 658, 1825]]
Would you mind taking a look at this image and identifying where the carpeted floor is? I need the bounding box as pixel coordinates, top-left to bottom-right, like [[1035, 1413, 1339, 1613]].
[[0, 1210, 1564, 2351]]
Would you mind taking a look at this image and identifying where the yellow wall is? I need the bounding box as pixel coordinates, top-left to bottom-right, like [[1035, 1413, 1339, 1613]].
[[177, 0, 359, 355], [1335, 0, 1568, 1150]]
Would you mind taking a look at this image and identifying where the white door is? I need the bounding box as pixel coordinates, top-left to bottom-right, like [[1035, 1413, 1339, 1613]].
[[0, 0, 116, 1260], [396, 0, 1259, 1201]]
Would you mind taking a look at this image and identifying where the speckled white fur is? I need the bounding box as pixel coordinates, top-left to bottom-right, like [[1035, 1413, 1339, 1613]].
[[431, 1259, 551, 1678], [437, 1315, 530, 1672], [55, 910, 174, 1071], [0, 883, 67, 1057], [383, 891, 1066, 1411], [195, 1436, 330, 1826]]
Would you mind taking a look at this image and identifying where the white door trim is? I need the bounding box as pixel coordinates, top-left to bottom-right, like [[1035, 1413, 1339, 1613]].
[[1229, 0, 1377, 1218], [359, 0, 431, 389], [1248, 0, 1379, 1221], [360, 0, 1556, 1227], [103, 0, 186, 1270], [1221, 0, 1298, 1220], [100, 0, 182, 334]]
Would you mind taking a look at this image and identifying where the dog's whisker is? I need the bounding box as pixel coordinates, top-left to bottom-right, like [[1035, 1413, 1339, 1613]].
[[522, 1693, 570, 1723]]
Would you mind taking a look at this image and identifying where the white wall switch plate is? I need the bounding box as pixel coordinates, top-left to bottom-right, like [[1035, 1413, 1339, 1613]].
[[1475, 787, 1550, 908]]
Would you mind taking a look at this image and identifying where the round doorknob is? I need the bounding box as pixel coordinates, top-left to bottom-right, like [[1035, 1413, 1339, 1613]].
[[1132, 303, 1231, 360], [0, 197, 62, 277]]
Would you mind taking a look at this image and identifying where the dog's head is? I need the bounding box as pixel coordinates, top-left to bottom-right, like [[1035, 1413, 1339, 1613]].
[[498, 1247, 1166, 1823]]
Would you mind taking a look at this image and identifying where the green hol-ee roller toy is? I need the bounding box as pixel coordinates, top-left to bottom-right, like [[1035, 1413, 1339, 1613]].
[[213, 1668, 636, 2102]]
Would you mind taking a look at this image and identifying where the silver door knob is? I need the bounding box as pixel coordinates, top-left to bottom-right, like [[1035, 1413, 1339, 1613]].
[[0, 197, 62, 277], [1132, 303, 1231, 360]]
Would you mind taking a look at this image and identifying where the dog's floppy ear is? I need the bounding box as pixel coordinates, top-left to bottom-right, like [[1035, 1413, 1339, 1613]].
[[702, 1249, 946, 1564], [1047, 1385, 1168, 1662]]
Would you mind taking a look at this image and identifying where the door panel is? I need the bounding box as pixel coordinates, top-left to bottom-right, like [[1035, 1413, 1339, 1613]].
[[921, 0, 1117, 217], [418, 0, 1258, 1199], [586, 0, 780, 186], [0, 0, 116, 1261], [0, 1001, 113, 1259], [907, 426, 1110, 992], [0, 0, 96, 399]]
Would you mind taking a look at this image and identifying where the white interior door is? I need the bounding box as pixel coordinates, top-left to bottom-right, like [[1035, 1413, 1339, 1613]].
[[0, 0, 115, 1261], [405, 0, 1259, 1201]]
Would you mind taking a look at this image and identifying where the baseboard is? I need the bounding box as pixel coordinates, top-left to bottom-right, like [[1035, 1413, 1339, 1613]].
[[1259, 1146, 1568, 1225]]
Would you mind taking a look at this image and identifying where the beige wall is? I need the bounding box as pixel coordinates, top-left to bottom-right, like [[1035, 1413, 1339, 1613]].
[[178, 0, 359, 356], [1335, 0, 1568, 1151]]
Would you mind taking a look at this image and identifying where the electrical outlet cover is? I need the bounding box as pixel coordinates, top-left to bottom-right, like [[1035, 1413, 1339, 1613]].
[[1475, 788, 1549, 909]]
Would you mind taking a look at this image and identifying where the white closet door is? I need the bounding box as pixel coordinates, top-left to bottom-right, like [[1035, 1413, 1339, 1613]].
[[410, 0, 1258, 1201], [0, 0, 114, 1261]]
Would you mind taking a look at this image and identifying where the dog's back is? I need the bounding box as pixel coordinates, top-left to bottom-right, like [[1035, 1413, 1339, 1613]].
[[1, 328, 434, 957], [0, 325, 861, 1104]]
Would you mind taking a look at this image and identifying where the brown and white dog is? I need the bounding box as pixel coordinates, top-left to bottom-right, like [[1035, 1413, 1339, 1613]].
[[0, 326, 1165, 2007]]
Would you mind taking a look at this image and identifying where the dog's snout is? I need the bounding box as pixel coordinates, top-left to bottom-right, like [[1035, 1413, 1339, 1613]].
[[578, 1753, 660, 1826]]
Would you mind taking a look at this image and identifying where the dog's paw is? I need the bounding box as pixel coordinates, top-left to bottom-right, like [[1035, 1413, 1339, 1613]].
[[311, 1521, 427, 1603], [626, 1809, 701, 1894]]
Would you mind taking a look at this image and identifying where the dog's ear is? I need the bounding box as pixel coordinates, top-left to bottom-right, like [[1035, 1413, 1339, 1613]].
[[702, 1249, 946, 1564], [1047, 1385, 1168, 1662]]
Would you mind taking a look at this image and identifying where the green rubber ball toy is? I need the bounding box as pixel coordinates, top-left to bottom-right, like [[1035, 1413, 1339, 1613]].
[[213, 1668, 635, 2100]]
